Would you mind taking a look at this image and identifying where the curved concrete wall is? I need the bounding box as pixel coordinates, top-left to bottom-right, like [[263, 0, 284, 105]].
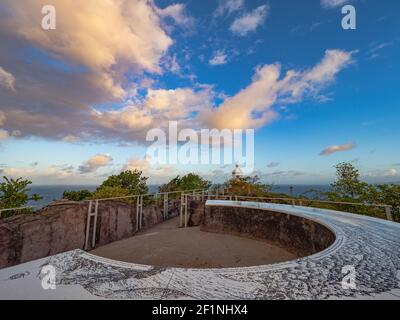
[[0, 199, 181, 269], [202, 203, 336, 257]]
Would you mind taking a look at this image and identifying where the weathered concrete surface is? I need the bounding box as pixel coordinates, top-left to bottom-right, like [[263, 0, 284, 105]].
[[0, 202, 87, 269], [188, 200, 205, 227], [1, 201, 399, 300], [0, 199, 182, 269], [91, 216, 298, 268], [202, 204, 335, 257]]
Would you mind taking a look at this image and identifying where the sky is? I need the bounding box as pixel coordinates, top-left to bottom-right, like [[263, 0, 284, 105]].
[[0, 0, 399, 186]]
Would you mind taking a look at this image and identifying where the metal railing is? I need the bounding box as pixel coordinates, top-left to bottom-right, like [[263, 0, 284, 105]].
[[1, 189, 395, 250], [0, 205, 37, 218], [204, 194, 394, 221]]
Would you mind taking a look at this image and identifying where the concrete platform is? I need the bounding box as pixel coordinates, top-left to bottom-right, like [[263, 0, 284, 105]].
[[91, 216, 298, 268], [0, 201, 399, 300]]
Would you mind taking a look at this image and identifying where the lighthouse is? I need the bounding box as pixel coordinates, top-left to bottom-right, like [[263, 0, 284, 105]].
[[232, 164, 243, 178]]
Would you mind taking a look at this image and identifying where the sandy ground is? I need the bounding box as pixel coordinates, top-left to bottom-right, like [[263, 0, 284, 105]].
[[91, 217, 298, 268]]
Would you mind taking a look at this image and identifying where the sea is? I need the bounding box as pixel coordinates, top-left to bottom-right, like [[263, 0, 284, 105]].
[[28, 184, 331, 208]]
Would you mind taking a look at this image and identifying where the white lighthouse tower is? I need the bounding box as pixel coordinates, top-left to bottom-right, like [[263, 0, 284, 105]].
[[232, 164, 243, 179]]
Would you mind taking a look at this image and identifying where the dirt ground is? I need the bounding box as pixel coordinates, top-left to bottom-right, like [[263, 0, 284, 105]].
[[91, 217, 298, 268]]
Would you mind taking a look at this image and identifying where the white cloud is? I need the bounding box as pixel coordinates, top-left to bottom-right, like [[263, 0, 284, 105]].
[[92, 87, 213, 136], [156, 3, 194, 27], [199, 49, 354, 129], [79, 154, 113, 174], [209, 51, 228, 66], [321, 0, 349, 9], [63, 135, 79, 143], [383, 169, 398, 177], [0, 129, 10, 141], [123, 156, 176, 183], [230, 4, 269, 36], [319, 142, 356, 156], [0, 66, 16, 92], [214, 0, 244, 17], [3, 0, 173, 99]]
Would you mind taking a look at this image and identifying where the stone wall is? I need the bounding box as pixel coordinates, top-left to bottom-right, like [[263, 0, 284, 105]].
[[0, 199, 181, 269], [202, 205, 336, 257]]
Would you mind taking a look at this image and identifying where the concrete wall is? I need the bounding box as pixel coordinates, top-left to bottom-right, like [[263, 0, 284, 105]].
[[0, 199, 181, 269], [202, 205, 336, 257]]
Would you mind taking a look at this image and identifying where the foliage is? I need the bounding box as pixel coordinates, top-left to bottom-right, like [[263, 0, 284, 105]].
[[98, 170, 148, 196], [90, 186, 132, 200], [62, 189, 92, 201], [0, 176, 42, 218], [224, 175, 272, 197], [159, 173, 211, 194], [327, 162, 368, 201]]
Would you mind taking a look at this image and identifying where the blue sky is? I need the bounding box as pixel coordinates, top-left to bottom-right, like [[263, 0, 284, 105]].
[[0, 0, 399, 185]]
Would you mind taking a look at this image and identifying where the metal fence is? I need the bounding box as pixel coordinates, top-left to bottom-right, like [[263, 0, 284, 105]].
[[1, 188, 395, 250]]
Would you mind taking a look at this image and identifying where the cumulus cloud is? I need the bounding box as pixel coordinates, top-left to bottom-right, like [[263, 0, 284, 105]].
[[79, 154, 113, 174], [91, 87, 213, 139], [214, 0, 244, 17], [0, 66, 16, 92], [1, 0, 173, 99], [199, 49, 354, 129], [319, 142, 356, 156], [209, 51, 228, 66], [123, 156, 176, 183], [321, 0, 349, 9], [230, 4, 269, 36], [383, 169, 398, 177]]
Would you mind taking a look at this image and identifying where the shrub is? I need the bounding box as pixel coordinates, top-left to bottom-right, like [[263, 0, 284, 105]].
[[62, 189, 92, 201]]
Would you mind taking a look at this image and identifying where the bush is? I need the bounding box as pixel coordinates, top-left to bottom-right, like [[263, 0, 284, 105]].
[[99, 170, 148, 195], [0, 176, 42, 218], [159, 173, 211, 196], [62, 189, 92, 201], [90, 186, 131, 200]]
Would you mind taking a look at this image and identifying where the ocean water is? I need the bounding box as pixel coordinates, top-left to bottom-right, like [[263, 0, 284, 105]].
[[28, 184, 330, 208]]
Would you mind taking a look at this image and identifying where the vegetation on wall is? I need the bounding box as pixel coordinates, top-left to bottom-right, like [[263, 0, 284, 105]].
[[0, 176, 42, 218]]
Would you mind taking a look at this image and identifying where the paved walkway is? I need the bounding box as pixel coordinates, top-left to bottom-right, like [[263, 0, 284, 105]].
[[91, 217, 298, 268]]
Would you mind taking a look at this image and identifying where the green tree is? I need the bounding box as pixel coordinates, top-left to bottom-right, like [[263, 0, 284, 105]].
[[327, 162, 367, 201], [0, 176, 42, 215], [224, 175, 271, 197], [97, 170, 148, 196], [159, 173, 211, 193], [90, 186, 132, 200], [62, 189, 92, 201]]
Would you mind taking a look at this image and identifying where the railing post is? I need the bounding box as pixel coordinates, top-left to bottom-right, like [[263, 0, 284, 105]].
[[84, 200, 92, 250], [385, 206, 394, 221], [180, 192, 184, 227], [136, 195, 143, 231], [163, 193, 168, 221], [91, 200, 99, 248], [184, 194, 188, 228]]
